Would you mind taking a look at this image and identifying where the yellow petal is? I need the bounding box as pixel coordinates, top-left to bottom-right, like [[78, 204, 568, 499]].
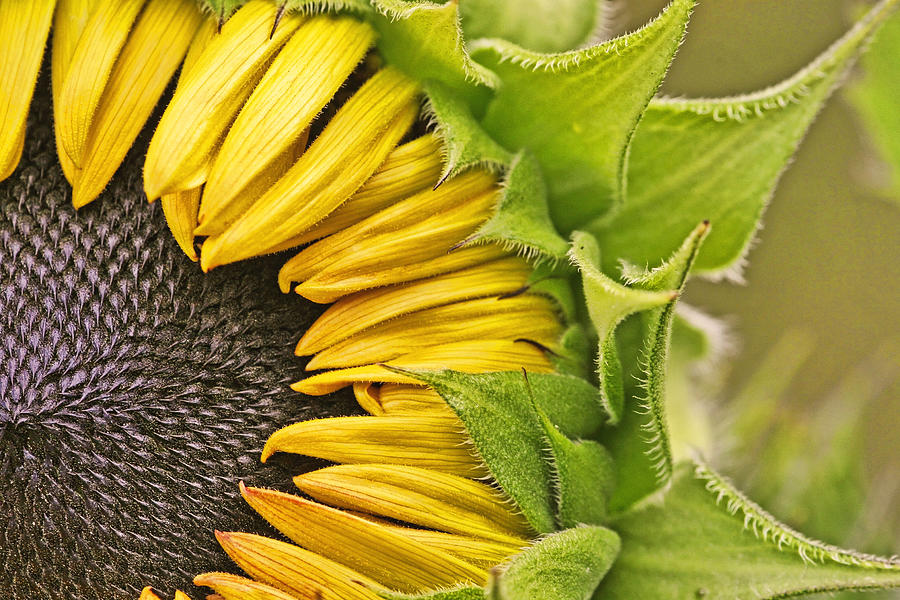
[[174, 593, 191, 600], [197, 16, 374, 236], [73, 0, 202, 208], [292, 339, 554, 395], [295, 257, 533, 355], [241, 483, 487, 591], [179, 15, 218, 81], [57, 0, 146, 168], [333, 511, 524, 569], [261, 415, 486, 478], [305, 295, 561, 370], [194, 126, 308, 239], [161, 186, 202, 261], [392, 528, 524, 570], [299, 243, 511, 304], [199, 67, 420, 270], [52, 0, 102, 184], [0, 0, 55, 182], [293, 464, 534, 542], [144, 0, 303, 200], [279, 169, 496, 293], [146, 17, 218, 233], [353, 383, 454, 417], [194, 572, 305, 600], [215, 531, 383, 600], [275, 134, 444, 254]]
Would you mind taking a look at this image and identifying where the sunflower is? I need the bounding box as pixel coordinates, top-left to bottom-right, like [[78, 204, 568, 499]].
[[3, 1, 900, 599]]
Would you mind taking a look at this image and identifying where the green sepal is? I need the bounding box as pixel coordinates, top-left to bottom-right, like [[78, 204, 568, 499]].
[[284, 0, 373, 14], [850, 7, 900, 198], [602, 221, 709, 513], [540, 412, 615, 528], [396, 369, 606, 534], [526, 260, 578, 324], [422, 79, 511, 182], [423, 83, 569, 262], [370, 0, 498, 96], [597, 462, 900, 599], [591, 0, 900, 279], [488, 526, 621, 600], [472, 0, 694, 232], [378, 586, 485, 600], [201, 0, 244, 21], [664, 306, 731, 462], [569, 231, 675, 424], [469, 151, 571, 261], [459, 0, 606, 53], [551, 323, 594, 381], [201, 0, 372, 20]]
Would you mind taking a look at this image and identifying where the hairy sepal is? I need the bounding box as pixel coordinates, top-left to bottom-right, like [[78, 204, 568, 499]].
[[569, 231, 676, 425], [398, 369, 606, 535], [599, 221, 709, 513], [488, 526, 620, 600]]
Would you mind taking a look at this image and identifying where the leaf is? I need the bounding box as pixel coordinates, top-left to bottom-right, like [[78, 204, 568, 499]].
[[540, 413, 615, 528], [569, 231, 676, 424], [591, 0, 900, 279], [459, 0, 605, 53], [470, 151, 570, 261], [597, 462, 900, 599], [371, 0, 498, 94], [403, 370, 606, 534], [489, 526, 620, 600], [601, 221, 709, 513], [473, 0, 694, 232], [850, 8, 900, 198]]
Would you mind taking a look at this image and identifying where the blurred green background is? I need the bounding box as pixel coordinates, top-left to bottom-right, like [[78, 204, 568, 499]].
[[623, 0, 900, 557]]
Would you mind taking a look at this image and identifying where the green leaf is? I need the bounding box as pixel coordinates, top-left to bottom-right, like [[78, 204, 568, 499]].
[[602, 221, 709, 513], [597, 462, 900, 599], [850, 9, 900, 198], [459, 0, 605, 53], [405, 370, 605, 534], [470, 151, 570, 261], [370, 0, 498, 95], [540, 413, 615, 528], [473, 0, 694, 232], [569, 231, 675, 424], [490, 526, 620, 600], [591, 0, 900, 278], [378, 587, 485, 600]]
